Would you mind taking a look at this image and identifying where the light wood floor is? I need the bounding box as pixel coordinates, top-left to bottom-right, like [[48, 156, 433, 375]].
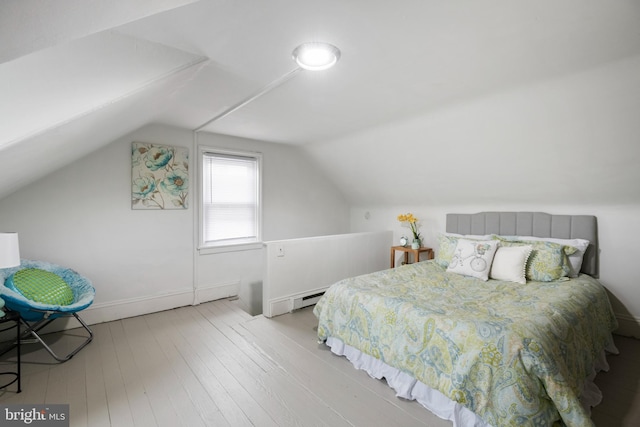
[[0, 299, 638, 426]]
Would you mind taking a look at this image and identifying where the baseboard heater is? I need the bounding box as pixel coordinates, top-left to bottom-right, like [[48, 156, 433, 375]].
[[292, 291, 325, 310]]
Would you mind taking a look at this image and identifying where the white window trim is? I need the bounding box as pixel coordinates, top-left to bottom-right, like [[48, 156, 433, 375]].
[[198, 145, 263, 252]]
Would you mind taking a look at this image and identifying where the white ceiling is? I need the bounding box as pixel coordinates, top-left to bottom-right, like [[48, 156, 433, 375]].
[[1, 0, 640, 200], [114, 0, 640, 142]]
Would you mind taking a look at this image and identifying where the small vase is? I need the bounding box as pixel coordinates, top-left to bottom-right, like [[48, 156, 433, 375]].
[[411, 239, 420, 249]]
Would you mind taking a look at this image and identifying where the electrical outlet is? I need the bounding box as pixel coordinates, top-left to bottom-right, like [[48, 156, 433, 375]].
[[276, 244, 285, 257]]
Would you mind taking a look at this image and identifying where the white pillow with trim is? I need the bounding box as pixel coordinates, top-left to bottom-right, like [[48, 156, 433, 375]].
[[490, 245, 533, 284]]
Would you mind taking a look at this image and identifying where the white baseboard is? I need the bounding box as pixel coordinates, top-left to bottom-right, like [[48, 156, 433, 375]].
[[81, 289, 193, 325], [614, 313, 640, 339], [65, 282, 240, 329], [266, 299, 292, 318], [194, 281, 240, 305]]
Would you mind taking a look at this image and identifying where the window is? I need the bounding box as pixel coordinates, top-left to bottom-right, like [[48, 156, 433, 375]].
[[200, 148, 262, 248]]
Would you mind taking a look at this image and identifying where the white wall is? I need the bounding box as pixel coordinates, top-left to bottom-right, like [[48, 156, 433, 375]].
[[304, 54, 640, 207], [0, 123, 350, 322]]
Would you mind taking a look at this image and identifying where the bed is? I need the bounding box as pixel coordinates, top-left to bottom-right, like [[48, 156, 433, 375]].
[[313, 212, 618, 427]]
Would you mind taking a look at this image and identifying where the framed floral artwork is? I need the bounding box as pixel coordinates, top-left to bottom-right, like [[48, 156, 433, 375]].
[[131, 142, 189, 209]]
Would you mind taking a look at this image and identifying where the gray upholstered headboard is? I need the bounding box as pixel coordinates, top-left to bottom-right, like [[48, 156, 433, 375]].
[[446, 212, 599, 277]]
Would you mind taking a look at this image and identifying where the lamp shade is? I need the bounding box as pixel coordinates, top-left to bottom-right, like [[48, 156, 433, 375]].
[[0, 232, 20, 269]]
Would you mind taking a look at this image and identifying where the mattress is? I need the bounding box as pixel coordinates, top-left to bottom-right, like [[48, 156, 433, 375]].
[[313, 260, 618, 427]]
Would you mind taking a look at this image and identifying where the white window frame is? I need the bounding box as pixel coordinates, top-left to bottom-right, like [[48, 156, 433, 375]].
[[198, 146, 263, 253]]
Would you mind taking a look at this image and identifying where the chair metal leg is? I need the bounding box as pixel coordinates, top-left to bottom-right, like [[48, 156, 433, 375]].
[[19, 312, 93, 363]]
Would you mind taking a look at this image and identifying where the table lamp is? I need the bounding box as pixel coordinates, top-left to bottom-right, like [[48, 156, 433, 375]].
[[0, 232, 20, 269], [0, 232, 20, 317]]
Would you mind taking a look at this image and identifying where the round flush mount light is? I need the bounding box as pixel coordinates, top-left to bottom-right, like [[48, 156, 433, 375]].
[[292, 42, 341, 71]]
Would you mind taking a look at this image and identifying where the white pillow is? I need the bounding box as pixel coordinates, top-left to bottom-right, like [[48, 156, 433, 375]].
[[500, 236, 589, 277], [490, 245, 533, 284], [446, 239, 499, 281]]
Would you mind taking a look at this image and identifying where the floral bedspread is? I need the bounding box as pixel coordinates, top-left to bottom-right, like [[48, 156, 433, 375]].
[[313, 260, 618, 427]]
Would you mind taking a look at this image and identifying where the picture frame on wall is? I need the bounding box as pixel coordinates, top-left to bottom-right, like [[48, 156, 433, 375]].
[[131, 142, 189, 210]]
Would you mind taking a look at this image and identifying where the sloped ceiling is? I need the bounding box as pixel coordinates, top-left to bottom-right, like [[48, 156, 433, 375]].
[[1, 0, 640, 202]]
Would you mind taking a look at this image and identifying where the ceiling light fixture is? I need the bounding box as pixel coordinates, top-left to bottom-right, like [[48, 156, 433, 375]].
[[292, 42, 341, 71], [194, 41, 341, 131]]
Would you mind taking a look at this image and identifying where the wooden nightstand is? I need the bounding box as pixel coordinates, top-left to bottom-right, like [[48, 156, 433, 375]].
[[390, 246, 434, 268]]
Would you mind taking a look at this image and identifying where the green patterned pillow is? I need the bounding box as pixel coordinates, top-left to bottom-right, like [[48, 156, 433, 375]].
[[5, 268, 74, 305], [435, 234, 460, 268], [499, 239, 576, 282]]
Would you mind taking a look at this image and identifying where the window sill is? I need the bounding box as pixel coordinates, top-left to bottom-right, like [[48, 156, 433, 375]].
[[198, 242, 264, 255]]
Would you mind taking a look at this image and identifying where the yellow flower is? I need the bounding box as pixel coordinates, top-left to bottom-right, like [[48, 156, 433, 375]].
[[398, 212, 422, 240]]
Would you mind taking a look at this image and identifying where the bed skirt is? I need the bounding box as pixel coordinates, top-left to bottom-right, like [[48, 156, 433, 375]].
[[325, 337, 616, 427]]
